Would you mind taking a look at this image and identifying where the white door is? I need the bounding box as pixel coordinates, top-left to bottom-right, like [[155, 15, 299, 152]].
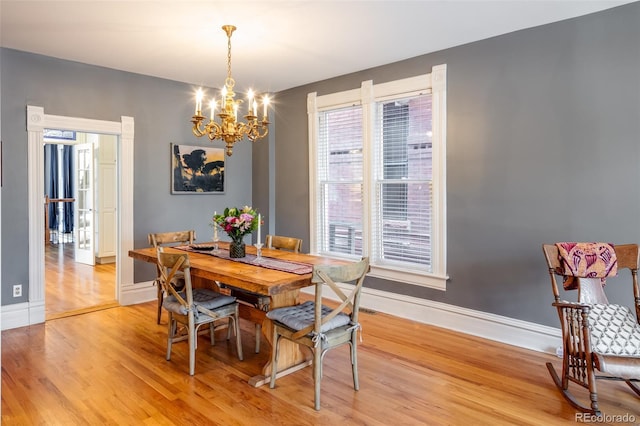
[[96, 135, 117, 261], [74, 142, 95, 265]]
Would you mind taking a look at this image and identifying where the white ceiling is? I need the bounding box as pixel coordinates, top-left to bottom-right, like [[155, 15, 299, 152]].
[[0, 1, 635, 93]]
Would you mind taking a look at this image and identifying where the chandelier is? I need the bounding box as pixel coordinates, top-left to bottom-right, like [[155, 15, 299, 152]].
[[191, 25, 270, 156]]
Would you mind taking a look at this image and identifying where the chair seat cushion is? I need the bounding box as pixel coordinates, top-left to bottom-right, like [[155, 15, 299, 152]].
[[588, 303, 640, 357], [593, 353, 640, 379], [164, 288, 236, 315], [266, 300, 351, 333]]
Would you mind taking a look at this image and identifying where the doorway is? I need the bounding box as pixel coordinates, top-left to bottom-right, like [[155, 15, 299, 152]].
[[25, 106, 136, 327], [44, 132, 118, 319]]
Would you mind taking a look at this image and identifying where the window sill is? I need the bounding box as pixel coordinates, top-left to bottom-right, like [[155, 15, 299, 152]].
[[310, 252, 448, 291], [368, 264, 448, 291]]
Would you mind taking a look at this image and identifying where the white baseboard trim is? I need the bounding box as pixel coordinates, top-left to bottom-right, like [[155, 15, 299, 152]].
[[1, 281, 156, 331], [30, 299, 45, 325], [119, 280, 156, 306], [1, 300, 45, 330], [302, 284, 561, 355], [1, 302, 30, 330], [2, 280, 562, 355]]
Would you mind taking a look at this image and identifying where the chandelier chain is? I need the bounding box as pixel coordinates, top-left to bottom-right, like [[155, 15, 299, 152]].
[[227, 31, 233, 82]]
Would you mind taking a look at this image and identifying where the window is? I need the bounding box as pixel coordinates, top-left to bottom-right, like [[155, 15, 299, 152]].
[[308, 65, 447, 290]]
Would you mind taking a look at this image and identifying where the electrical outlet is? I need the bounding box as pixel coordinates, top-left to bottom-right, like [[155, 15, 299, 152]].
[[13, 284, 22, 298]]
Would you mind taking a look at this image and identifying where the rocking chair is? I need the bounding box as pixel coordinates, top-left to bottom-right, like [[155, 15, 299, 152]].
[[542, 243, 640, 415]]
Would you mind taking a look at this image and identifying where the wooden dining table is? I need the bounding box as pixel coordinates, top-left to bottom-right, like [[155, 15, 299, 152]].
[[128, 241, 349, 386]]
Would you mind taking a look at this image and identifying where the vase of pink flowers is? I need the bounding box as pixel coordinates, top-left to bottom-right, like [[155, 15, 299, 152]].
[[212, 206, 259, 258]]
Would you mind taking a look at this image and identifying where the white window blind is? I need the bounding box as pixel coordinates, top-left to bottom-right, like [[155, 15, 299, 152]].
[[372, 93, 433, 271], [316, 105, 363, 256]]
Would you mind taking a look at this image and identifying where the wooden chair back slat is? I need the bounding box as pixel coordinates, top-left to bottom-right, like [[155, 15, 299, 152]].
[[157, 249, 191, 307], [542, 243, 640, 302], [149, 230, 196, 247], [266, 234, 302, 253]]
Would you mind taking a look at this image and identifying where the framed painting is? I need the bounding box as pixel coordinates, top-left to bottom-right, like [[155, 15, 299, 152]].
[[171, 143, 225, 194]]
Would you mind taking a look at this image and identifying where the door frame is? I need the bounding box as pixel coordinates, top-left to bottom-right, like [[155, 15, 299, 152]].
[[26, 105, 135, 324]]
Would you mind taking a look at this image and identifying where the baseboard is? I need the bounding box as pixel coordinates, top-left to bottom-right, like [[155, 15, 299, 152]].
[[1, 300, 45, 330], [1, 281, 155, 331], [2, 280, 562, 354], [119, 280, 156, 306], [96, 256, 116, 264], [302, 284, 561, 355], [1, 302, 30, 330]]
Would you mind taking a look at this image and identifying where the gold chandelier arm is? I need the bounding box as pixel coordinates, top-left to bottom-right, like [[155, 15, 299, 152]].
[[206, 121, 223, 141], [252, 123, 269, 142], [238, 120, 269, 142], [191, 115, 207, 137]]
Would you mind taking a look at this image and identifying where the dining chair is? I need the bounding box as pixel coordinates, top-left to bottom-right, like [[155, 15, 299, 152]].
[[265, 234, 303, 253], [157, 249, 243, 375], [148, 230, 196, 324], [225, 234, 303, 353], [542, 243, 640, 415], [267, 257, 370, 410]]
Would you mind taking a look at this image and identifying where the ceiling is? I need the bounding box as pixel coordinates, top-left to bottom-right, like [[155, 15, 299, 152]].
[[0, 1, 635, 93]]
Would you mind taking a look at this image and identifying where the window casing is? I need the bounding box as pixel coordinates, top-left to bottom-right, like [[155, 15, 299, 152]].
[[308, 65, 447, 290]]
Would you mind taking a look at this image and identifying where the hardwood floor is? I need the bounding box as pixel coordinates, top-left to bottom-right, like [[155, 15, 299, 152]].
[[45, 242, 117, 319], [2, 298, 639, 424]]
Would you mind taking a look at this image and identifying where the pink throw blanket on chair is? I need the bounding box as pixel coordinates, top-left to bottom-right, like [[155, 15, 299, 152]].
[[555, 242, 617, 290]]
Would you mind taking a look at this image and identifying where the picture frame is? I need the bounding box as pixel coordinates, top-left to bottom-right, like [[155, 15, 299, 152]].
[[171, 143, 225, 194]]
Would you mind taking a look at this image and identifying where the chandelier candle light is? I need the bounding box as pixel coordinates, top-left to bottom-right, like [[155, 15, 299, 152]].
[[191, 25, 270, 156]]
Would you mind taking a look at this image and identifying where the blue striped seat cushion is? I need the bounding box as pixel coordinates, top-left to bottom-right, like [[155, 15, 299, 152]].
[[266, 301, 350, 333], [163, 288, 236, 315]]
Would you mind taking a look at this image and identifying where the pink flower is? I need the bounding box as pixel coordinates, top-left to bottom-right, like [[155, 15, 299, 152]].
[[212, 206, 260, 242]]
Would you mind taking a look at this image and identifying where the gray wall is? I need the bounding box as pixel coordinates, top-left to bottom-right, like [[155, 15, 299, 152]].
[[2, 3, 639, 329], [0, 49, 254, 304], [271, 2, 640, 327]]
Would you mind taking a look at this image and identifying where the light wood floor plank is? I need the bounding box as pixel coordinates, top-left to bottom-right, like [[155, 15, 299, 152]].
[[45, 242, 116, 319], [3, 299, 640, 425]]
